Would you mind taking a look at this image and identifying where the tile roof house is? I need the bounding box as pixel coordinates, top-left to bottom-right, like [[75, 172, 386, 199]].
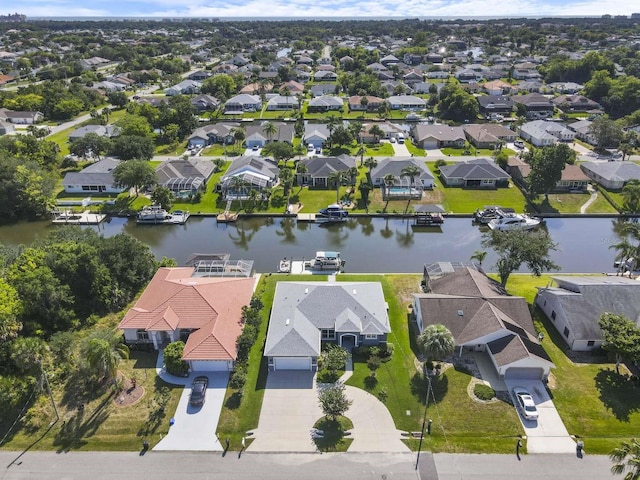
[[297, 154, 357, 188], [463, 124, 516, 149], [119, 267, 257, 372], [264, 282, 391, 370], [62, 157, 125, 194], [411, 125, 466, 149], [155, 158, 216, 193], [535, 276, 640, 351], [439, 158, 510, 188], [580, 161, 640, 190], [347, 95, 384, 112], [266, 95, 297, 111], [413, 266, 554, 380], [483, 79, 517, 96]]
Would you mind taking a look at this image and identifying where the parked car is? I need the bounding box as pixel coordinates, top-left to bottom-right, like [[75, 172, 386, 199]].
[[252, 145, 259, 151], [512, 387, 538, 421], [390, 137, 396, 143], [189, 376, 209, 406], [514, 140, 525, 149]]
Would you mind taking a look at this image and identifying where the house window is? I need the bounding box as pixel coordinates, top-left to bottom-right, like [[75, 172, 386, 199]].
[[551, 310, 556, 320], [587, 340, 595, 347], [365, 334, 378, 340], [136, 329, 149, 341], [321, 329, 335, 340], [563, 327, 570, 338]]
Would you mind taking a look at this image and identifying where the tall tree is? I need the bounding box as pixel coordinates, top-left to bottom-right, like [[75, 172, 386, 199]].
[[589, 117, 623, 153], [525, 143, 575, 200], [328, 170, 346, 203], [621, 180, 640, 214], [112, 160, 157, 196], [598, 313, 640, 374], [400, 164, 421, 213], [610, 438, 640, 480], [151, 186, 174, 211], [382, 173, 396, 212], [83, 329, 129, 386], [0, 278, 21, 342], [262, 121, 277, 144], [417, 324, 455, 363], [481, 228, 559, 286], [318, 382, 353, 421]]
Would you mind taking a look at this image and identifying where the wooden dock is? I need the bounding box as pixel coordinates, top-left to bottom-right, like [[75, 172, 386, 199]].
[[297, 213, 316, 222], [51, 210, 106, 225], [216, 212, 238, 223]]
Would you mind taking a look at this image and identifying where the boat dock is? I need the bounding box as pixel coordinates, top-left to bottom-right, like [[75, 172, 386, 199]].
[[137, 211, 190, 225], [51, 210, 107, 225], [297, 213, 316, 222]]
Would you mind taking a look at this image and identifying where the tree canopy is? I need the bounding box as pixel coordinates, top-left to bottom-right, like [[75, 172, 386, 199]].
[[524, 143, 575, 199], [598, 313, 640, 374], [112, 159, 157, 195]]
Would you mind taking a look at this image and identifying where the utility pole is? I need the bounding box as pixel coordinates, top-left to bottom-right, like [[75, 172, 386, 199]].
[[415, 370, 434, 470], [41, 363, 59, 425]]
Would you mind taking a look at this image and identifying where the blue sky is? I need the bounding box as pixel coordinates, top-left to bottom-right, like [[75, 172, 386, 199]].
[[7, 0, 637, 18]]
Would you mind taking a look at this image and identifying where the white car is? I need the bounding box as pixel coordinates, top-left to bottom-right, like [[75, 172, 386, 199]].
[[390, 137, 396, 143], [512, 387, 539, 421], [514, 140, 525, 149]]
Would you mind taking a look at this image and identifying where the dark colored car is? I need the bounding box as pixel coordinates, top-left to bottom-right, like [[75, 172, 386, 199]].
[[189, 376, 208, 406]]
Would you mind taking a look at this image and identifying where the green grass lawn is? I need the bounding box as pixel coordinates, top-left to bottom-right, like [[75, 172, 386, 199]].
[[406, 139, 425, 157], [427, 163, 529, 214], [502, 274, 640, 454], [341, 275, 524, 453], [440, 147, 498, 157], [529, 192, 617, 214]]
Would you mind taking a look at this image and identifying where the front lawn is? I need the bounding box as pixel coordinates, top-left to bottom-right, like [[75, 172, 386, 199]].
[[502, 274, 640, 454], [529, 192, 617, 214]]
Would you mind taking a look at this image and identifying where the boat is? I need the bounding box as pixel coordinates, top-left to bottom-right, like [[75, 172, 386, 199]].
[[307, 251, 345, 271], [413, 204, 445, 227], [405, 113, 423, 122], [487, 213, 541, 231], [278, 258, 291, 273], [317, 204, 348, 223], [137, 205, 170, 222], [473, 206, 515, 224]]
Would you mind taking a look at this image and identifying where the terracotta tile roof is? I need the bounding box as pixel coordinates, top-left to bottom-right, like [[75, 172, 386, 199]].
[[119, 267, 256, 361]]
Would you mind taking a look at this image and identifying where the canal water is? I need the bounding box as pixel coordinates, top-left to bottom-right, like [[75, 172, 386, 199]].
[[0, 216, 621, 274]]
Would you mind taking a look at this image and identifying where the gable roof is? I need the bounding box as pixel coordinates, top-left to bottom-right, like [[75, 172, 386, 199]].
[[265, 282, 390, 357], [155, 158, 216, 189], [439, 158, 510, 181], [119, 268, 256, 361], [62, 157, 121, 187], [370, 158, 434, 182], [413, 125, 465, 142], [300, 154, 356, 177], [580, 161, 640, 182]]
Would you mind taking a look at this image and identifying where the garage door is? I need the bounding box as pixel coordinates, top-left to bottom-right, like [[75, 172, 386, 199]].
[[191, 360, 230, 372], [274, 357, 311, 371], [422, 140, 438, 149], [505, 367, 543, 380]]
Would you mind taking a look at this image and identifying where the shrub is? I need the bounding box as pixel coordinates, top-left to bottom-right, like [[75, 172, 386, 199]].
[[378, 385, 388, 402], [164, 341, 189, 376], [474, 383, 496, 401], [317, 369, 340, 384], [367, 355, 381, 371], [364, 371, 378, 390], [435, 159, 447, 168], [229, 365, 247, 389]]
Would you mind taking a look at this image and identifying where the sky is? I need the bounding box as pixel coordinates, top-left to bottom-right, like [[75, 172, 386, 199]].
[[5, 0, 638, 19]]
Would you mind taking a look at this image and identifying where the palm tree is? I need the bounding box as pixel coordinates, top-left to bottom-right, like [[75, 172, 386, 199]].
[[262, 121, 277, 144], [229, 175, 247, 210], [232, 126, 246, 153], [610, 438, 640, 480], [369, 125, 385, 143], [328, 170, 346, 204], [622, 180, 640, 214], [248, 188, 260, 210], [295, 93, 304, 111], [294, 142, 306, 161], [356, 145, 366, 166], [417, 324, 455, 365], [400, 164, 421, 213], [470, 250, 487, 267], [279, 166, 294, 208], [326, 115, 340, 149], [364, 156, 378, 175], [610, 239, 636, 275], [84, 330, 129, 387], [382, 173, 396, 212]]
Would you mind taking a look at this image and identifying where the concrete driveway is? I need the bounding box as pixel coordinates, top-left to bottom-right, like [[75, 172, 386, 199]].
[[391, 140, 411, 157], [247, 371, 409, 453], [153, 372, 229, 451], [505, 379, 577, 454]]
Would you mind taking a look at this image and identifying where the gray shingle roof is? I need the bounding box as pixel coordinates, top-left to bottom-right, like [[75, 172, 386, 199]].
[[439, 158, 510, 181], [580, 162, 640, 182]]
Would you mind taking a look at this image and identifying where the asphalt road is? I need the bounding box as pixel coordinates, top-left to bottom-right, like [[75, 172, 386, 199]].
[[0, 451, 618, 480]]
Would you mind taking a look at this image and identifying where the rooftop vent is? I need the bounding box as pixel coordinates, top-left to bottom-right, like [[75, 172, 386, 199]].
[[305, 288, 309, 294], [353, 289, 357, 295], [285, 318, 290, 326], [457, 310, 464, 316]]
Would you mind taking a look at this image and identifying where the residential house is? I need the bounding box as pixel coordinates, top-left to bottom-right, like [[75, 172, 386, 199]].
[[220, 156, 280, 199], [370, 157, 434, 189], [425, 71, 450, 80], [425, 53, 444, 63], [303, 124, 330, 150], [62, 157, 125, 194], [164, 79, 201, 96], [519, 120, 575, 146], [310, 83, 338, 97], [94, 81, 125, 92], [347, 95, 383, 112], [463, 124, 517, 149], [266, 95, 298, 111], [240, 82, 273, 95], [477, 95, 514, 116], [439, 158, 510, 188], [567, 119, 597, 145], [245, 122, 295, 148], [552, 94, 602, 113], [535, 276, 640, 351], [455, 68, 483, 83], [187, 122, 239, 148], [402, 70, 423, 84], [403, 53, 424, 65], [307, 95, 344, 113], [68, 124, 120, 142], [580, 161, 640, 190], [0, 109, 43, 124], [295, 55, 314, 66], [190, 94, 220, 112], [155, 158, 216, 193], [224, 94, 262, 113], [0, 120, 14, 135], [508, 157, 589, 191], [547, 82, 584, 94], [362, 122, 405, 143], [297, 154, 357, 188], [411, 125, 466, 149], [188, 70, 212, 81], [280, 80, 304, 95], [230, 54, 250, 66], [512, 93, 555, 119], [264, 282, 391, 370], [387, 95, 426, 110], [380, 54, 400, 67], [482, 80, 516, 96], [411, 82, 434, 94], [314, 70, 338, 82], [413, 265, 554, 380], [118, 267, 256, 372], [80, 56, 112, 70]]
